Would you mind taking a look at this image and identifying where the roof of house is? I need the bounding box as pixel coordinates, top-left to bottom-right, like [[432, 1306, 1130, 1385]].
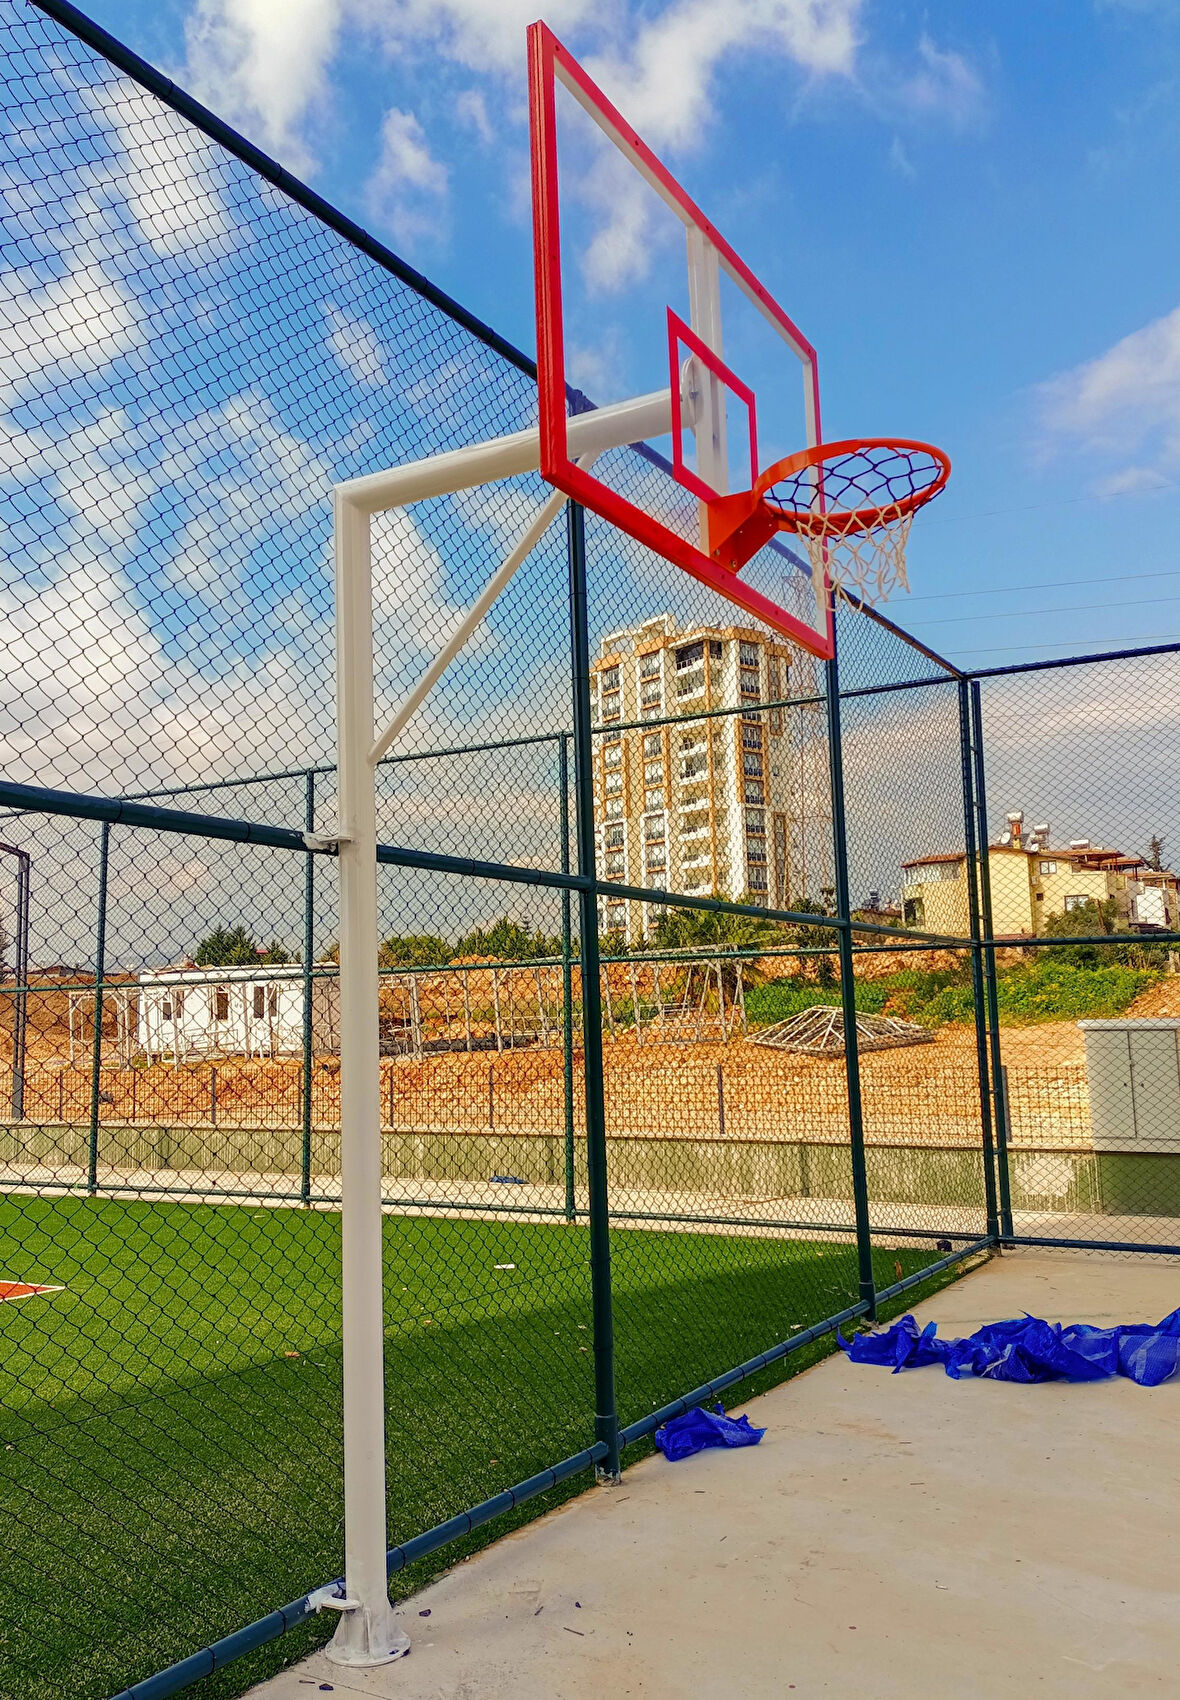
[[1039, 847, 1135, 866], [902, 845, 1174, 875], [139, 961, 305, 984]]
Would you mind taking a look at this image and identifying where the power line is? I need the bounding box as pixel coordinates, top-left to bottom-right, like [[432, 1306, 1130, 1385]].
[[903, 565, 1180, 604], [918, 476, 1178, 528], [917, 591, 1180, 628]]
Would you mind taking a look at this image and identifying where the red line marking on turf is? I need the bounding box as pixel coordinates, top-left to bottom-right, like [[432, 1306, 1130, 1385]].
[[0, 1282, 64, 1302]]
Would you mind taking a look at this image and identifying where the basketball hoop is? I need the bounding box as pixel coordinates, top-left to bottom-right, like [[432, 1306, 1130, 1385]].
[[704, 438, 950, 607]]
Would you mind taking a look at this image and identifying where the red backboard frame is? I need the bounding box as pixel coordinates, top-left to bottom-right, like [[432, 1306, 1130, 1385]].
[[527, 20, 835, 659]]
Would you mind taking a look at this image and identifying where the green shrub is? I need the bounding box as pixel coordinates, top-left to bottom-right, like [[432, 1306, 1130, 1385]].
[[748, 956, 1158, 1033], [745, 976, 889, 1027], [920, 959, 1157, 1028], [875, 966, 970, 1019]]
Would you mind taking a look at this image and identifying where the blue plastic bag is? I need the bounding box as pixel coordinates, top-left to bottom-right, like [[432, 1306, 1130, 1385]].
[[654, 1402, 766, 1461], [840, 1304, 1180, 1386]]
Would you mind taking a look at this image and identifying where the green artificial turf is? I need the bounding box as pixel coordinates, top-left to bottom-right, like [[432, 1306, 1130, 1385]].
[[0, 1193, 952, 1699]]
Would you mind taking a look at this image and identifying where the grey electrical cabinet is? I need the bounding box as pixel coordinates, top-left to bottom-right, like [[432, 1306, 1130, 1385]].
[[1079, 1019, 1180, 1153]]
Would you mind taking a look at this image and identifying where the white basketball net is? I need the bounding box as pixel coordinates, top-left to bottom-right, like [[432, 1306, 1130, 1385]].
[[761, 443, 945, 609], [797, 508, 915, 608]]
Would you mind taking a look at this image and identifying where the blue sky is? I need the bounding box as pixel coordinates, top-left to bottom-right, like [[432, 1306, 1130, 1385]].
[[72, 0, 1180, 669]]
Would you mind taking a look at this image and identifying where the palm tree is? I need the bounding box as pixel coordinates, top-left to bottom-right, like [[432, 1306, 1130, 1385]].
[[648, 892, 791, 998]]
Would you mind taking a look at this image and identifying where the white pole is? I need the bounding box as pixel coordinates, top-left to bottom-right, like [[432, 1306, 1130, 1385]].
[[686, 228, 728, 498], [327, 489, 409, 1667], [323, 381, 688, 1665]]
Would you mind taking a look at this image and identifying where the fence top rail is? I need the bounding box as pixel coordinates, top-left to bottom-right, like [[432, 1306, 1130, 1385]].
[[842, 596, 965, 681], [968, 638, 1180, 680], [106, 731, 569, 808], [27, 0, 537, 383]]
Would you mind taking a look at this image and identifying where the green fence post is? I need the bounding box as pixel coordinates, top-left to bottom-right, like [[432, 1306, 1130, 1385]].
[[559, 732, 576, 1222], [969, 680, 1014, 1239], [301, 769, 315, 1205], [0, 844, 31, 1123], [959, 680, 1000, 1242], [567, 500, 620, 1481], [87, 821, 111, 1197], [824, 638, 876, 1318]]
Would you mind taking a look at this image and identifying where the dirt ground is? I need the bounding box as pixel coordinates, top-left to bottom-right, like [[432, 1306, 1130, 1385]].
[[4, 1013, 1090, 1150], [9, 963, 1164, 1151]]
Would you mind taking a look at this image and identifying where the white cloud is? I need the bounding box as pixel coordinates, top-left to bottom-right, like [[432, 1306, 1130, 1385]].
[[403, 346, 536, 440], [0, 407, 321, 794], [888, 135, 916, 179], [565, 1, 862, 295], [183, 0, 346, 170], [899, 33, 986, 129], [0, 387, 479, 802], [580, 167, 662, 295], [584, 0, 862, 154], [325, 306, 390, 386], [1039, 304, 1180, 487], [0, 263, 141, 416], [76, 78, 236, 261], [454, 88, 495, 144], [456, 482, 555, 551], [365, 108, 450, 247], [1093, 465, 1171, 496], [371, 504, 478, 661], [353, 0, 594, 75], [567, 329, 628, 402]]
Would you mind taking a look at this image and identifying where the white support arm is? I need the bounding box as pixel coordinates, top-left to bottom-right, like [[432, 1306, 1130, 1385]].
[[367, 456, 597, 767], [340, 387, 675, 513]]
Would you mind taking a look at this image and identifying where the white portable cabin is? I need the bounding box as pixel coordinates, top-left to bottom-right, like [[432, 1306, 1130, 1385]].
[[137, 963, 308, 1060]]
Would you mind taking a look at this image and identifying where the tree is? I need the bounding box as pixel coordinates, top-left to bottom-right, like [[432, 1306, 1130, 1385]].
[[647, 894, 790, 992], [1147, 835, 1167, 872], [1040, 898, 1163, 969], [455, 917, 562, 960], [194, 925, 293, 966], [789, 894, 839, 987], [378, 932, 451, 968]]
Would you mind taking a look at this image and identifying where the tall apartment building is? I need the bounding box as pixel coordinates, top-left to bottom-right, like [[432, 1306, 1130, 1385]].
[[590, 614, 828, 939]]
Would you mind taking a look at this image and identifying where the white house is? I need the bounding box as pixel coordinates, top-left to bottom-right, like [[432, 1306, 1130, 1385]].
[[136, 963, 337, 1060]]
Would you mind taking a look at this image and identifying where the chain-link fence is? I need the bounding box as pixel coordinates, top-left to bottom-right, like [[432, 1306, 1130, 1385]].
[[3, 4, 1180, 1699], [971, 652, 1180, 1254]]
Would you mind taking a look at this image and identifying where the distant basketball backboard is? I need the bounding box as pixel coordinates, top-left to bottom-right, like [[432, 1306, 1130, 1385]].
[[528, 20, 833, 657]]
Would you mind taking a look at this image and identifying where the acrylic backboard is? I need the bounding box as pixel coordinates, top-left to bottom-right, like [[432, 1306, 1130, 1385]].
[[527, 20, 834, 658]]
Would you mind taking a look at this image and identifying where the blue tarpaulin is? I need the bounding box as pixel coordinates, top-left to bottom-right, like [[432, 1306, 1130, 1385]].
[[840, 1305, 1180, 1386], [654, 1403, 766, 1461]]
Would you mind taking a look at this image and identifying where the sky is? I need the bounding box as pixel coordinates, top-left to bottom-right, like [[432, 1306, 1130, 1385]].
[[70, 0, 1180, 670], [5, 0, 1180, 960]]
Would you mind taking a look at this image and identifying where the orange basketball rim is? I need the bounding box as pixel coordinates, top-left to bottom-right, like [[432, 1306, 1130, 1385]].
[[705, 438, 952, 601]]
